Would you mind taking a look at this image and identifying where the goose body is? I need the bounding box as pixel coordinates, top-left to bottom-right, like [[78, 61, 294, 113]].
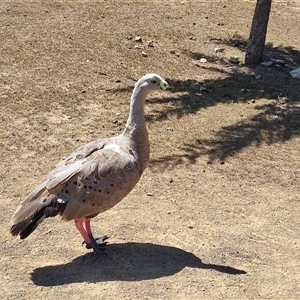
[[10, 73, 169, 253]]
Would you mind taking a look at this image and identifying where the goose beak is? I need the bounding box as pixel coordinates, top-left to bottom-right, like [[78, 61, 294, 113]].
[[160, 80, 169, 90]]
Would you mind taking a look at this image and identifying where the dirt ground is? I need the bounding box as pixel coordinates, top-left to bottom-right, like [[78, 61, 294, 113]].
[[1, 1, 299, 299]]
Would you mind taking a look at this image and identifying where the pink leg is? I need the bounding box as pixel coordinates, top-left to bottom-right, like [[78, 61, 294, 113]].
[[83, 218, 92, 235], [75, 219, 91, 243]]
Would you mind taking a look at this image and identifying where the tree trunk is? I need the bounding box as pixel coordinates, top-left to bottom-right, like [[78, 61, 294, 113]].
[[245, 0, 272, 66]]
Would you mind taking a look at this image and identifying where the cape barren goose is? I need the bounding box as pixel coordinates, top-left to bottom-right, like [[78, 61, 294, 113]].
[[10, 73, 169, 253]]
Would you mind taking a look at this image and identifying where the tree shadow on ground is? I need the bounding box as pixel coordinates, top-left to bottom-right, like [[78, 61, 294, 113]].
[[151, 104, 300, 166], [111, 37, 299, 163], [30, 242, 246, 286]]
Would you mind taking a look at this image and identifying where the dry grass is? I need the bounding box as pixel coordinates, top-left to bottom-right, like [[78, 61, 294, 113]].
[[0, 1, 300, 299]]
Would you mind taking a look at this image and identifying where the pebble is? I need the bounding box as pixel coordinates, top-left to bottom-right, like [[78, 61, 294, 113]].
[[166, 127, 173, 131], [214, 47, 224, 53], [241, 89, 250, 93], [290, 68, 300, 79], [146, 192, 154, 196], [199, 86, 207, 91], [200, 58, 207, 63], [229, 56, 239, 64], [147, 40, 154, 47], [170, 49, 176, 54], [270, 58, 285, 65], [135, 36, 142, 42], [142, 51, 148, 57], [255, 75, 262, 80], [261, 61, 273, 67]]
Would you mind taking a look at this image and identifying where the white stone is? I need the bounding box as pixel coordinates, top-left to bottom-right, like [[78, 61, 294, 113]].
[[261, 61, 273, 67], [200, 58, 207, 63], [147, 40, 154, 47], [229, 56, 239, 63], [214, 47, 224, 53], [290, 68, 300, 79]]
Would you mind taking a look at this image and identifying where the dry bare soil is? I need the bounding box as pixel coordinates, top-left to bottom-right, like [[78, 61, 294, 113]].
[[1, 1, 299, 299]]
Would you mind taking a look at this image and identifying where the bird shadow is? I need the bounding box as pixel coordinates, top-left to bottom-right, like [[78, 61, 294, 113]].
[[30, 242, 246, 286]]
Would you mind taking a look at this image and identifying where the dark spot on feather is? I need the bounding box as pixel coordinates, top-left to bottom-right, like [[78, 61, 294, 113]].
[[107, 191, 110, 194], [65, 190, 68, 194], [82, 199, 86, 202], [98, 189, 102, 193], [65, 183, 68, 187], [92, 203, 95, 206], [93, 188, 96, 191], [73, 181, 77, 185], [84, 185, 87, 189], [93, 180, 97, 184], [88, 186, 92, 189], [110, 183, 114, 187], [42, 199, 47, 203]]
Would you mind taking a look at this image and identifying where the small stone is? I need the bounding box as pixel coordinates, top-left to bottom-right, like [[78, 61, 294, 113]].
[[251, 99, 256, 103], [200, 86, 207, 91], [188, 226, 194, 229], [261, 61, 273, 67], [146, 192, 154, 196], [270, 58, 285, 65], [229, 56, 239, 64], [290, 68, 300, 79], [200, 58, 207, 63], [125, 36, 133, 40], [166, 127, 173, 131], [170, 49, 176, 54], [214, 47, 224, 53], [255, 75, 262, 80], [147, 40, 154, 47], [135, 36, 142, 42], [115, 79, 121, 83], [142, 51, 148, 57], [134, 45, 141, 49]]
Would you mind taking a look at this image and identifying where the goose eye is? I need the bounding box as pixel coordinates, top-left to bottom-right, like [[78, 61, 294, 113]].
[[151, 80, 157, 84]]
